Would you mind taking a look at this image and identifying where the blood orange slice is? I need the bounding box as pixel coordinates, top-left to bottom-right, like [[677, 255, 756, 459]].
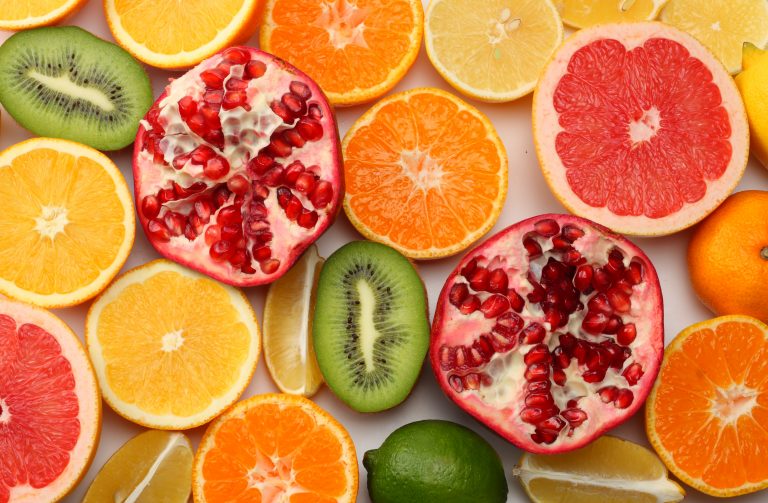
[[0, 298, 100, 503], [533, 22, 749, 236]]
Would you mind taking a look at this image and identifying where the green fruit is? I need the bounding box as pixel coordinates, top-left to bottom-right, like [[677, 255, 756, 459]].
[[364, 420, 508, 503]]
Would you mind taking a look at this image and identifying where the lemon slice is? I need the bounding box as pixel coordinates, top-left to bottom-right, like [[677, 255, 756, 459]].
[[83, 430, 193, 503], [556, 0, 668, 29], [263, 244, 324, 397], [425, 0, 564, 102], [514, 436, 685, 502], [661, 0, 768, 74]]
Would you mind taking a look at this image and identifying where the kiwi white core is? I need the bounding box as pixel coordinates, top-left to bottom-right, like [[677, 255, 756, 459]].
[[27, 69, 115, 112], [161, 330, 185, 352], [356, 278, 380, 373], [34, 206, 69, 240]]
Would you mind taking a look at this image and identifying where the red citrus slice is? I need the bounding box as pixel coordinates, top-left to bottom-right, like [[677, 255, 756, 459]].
[[533, 22, 749, 236], [0, 298, 100, 502]]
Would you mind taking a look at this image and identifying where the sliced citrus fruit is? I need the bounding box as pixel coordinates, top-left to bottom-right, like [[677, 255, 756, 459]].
[[533, 22, 749, 236], [514, 435, 685, 502], [193, 393, 358, 503], [263, 244, 324, 397], [425, 0, 564, 102], [0, 297, 101, 503], [646, 315, 768, 497], [736, 43, 768, 169], [260, 0, 423, 106], [83, 430, 193, 503], [85, 259, 260, 430], [557, 0, 668, 29], [0, 0, 87, 30], [342, 88, 508, 259], [661, 0, 768, 74], [0, 138, 135, 308], [104, 0, 263, 69]]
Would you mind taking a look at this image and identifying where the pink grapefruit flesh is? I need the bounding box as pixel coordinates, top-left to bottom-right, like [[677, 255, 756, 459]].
[[0, 299, 100, 502], [533, 22, 748, 236]]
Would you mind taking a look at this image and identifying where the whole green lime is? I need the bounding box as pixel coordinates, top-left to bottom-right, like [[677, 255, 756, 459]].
[[363, 420, 508, 503]]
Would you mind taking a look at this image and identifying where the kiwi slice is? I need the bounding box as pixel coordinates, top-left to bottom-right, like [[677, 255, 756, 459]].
[[313, 241, 430, 412], [0, 26, 153, 151]]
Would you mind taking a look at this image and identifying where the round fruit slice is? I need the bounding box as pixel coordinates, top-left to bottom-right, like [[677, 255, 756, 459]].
[[0, 0, 87, 30], [343, 88, 507, 259], [557, 0, 668, 29], [85, 259, 260, 430], [193, 393, 358, 503], [736, 44, 768, 169], [134, 46, 343, 287], [425, 0, 563, 102], [514, 435, 685, 502], [104, 0, 262, 69], [263, 244, 324, 397], [260, 0, 423, 107], [430, 214, 664, 454], [661, 0, 768, 74], [0, 138, 135, 308], [0, 297, 100, 503], [647, 315, 768, 497], [83, 430, 193, 503], [533, 22, 749, 236]]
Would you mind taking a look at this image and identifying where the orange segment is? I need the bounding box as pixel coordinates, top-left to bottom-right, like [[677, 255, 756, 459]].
[[193, 394, 357, 503], [646, 315, 768, 497], [0, 0, 87, 30], [260, 0, 423, 106], [342, 88, 508, 259]]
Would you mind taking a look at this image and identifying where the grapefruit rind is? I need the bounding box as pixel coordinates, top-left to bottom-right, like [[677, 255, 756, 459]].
[[645, 315, 768, 497], [2, 298, 101, 503], [533, 22, 749, 236]]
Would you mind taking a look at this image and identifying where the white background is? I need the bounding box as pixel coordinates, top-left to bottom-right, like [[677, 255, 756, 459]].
[[1, 1, 766, 502]]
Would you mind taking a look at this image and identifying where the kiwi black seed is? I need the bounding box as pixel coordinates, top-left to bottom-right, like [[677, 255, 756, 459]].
[[313, 240, 430, 413], [0, 26, 153, 151]]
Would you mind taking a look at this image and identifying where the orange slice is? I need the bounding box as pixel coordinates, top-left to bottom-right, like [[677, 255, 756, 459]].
[[193, 393, 358, 503], [342, 88, 508, 259], [646, 315, 768, 497], [0, 138, 134, 308], [0, 0, 87, 30], [260, 0, 423, 106], [104, 0, 264, 69]]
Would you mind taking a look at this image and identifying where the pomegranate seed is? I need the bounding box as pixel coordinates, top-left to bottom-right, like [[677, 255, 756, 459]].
[[493, 312, 524, 340], [191, 145, 216, 165], [523, 236, 542, 258], [147, 218, 171, 242], [525, 362, 549, 382], [464, 373, 481, 390], [539, 416, 566, 433], [552, 347, 570, 368], [295, 172, 316, 194], [172, 152, 191, 170], [178, 95, 197, 118], [587, 293, 612, 314], [262, 167, 284, 187], [603, 315, 622, 335], [204, 156, 230, 179], [158, 188, 175, 203], [534, 218, 560, 237], [223, 47, 250, 64], [204, 225, 221, 245], [625, 260, 644, 285], [586, 347, 611, 372], [528, 380, 551, 393], [449, 375, 464, 393], [164, 212, 185, 236], [552, 368, 566, 385], [297, 209, 318, 229], [592, 267, 612, 291], [283, 161, 305, 186], [459, 295, 480, 315], [525, 393, 554, 408], [252, 245, 272, 261], [617, 323, 637, 345], [582, 311, 609, 334], [461, 258, 478, 278], [194, 200, 213, 223], [480, 294, 510, 318], [204, 89, 224, 105], [217, 206, 242, 226], [283, 129, 306, 148], [526, 282, 546, 304], [622, 362, 644, 385], [266, 136, 292, 158], [296, 118, 323, 141], [309, 180, 333, 209], [561, 247, 584, 265], [270, 100, 293, 123], [473, 336, 493, 361], [574, 264, 594, 292], [582, 369, 606, 383], [542, 258, 565, 282], [186, 112, 207, 136], [248, 154, 274, 176], [253, 230, 273, 244], [289, 80, 312, 100], [141, 195, 160, 219], [449, 283, 469, 307], [220, 225, 241, 242], [614, 388, 634, 409], [172, 181, 206, 199], [282, 92, 306, 116], [524, 344, 551, 365], [507, 289, 525, 312], [520, 323, 545, 345], [229, 250, 247, 267], [210, 240, 233, 261], [260, 259, 280, 274], [468, 347, 484, 367], [559, 333, 576, 351], [598, 386, 619, 403], [551, 235, 571, 250], [439, 346, 455, 370], [225, 175, 249, 195], [245, 60, 267, 79], [226, 78, 248, 91], [468, 267, 490, 291], [561, 224, 585, 242], [562, 408, 588, 427], [308, 103, 323, 119], [223, 91, 249, 111], [607, 287, 631, 313], [285, 197, 303, 220], [455, 346, 467, 368], [612, 346, 632, 369], [205, 130, 225, 148], [544, 305, 566, 329], [607, 248, 625, 274], [573, 340, 589, 364], [521, 407, 549, 424], [484, 268, 507, 293], [532, 429, 559, 444]]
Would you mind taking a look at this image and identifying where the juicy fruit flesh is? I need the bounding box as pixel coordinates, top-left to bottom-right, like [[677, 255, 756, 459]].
[[432, 215, 663, 452], [554, 37, 731, 219], [135, 47, 341, 286]]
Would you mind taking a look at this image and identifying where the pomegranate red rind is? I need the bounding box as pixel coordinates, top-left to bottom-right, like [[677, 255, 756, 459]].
[[430, 214, 664, 454], [533, 22, 748, 236], [134, 47, 343, 286]]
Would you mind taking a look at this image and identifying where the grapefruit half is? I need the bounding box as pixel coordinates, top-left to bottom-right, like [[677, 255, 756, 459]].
[[0, 298, 100, 502], [533, 22, 748, 236]]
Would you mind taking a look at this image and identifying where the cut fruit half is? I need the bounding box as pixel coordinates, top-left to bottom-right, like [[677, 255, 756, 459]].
[[0, 298, 101, 503], [533, 22, 749, 236], [514, 435, 685, 502], [557, 0, 668, 29], [0, 0, 87, 30], [425, 0, 564, 102], [86, 259, 261, 430], [646, 315, 768, 497], [263, 244, 324, 397]]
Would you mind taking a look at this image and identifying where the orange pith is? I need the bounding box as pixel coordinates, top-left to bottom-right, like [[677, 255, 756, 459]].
[[260, 0, 423, 106], [646, 315, 768, 497], [342, 88, 508, 259], [193, 393, 358, 503]]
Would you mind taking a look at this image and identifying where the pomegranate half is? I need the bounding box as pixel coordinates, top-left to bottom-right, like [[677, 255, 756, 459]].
[[430, 214, 664, 454], [134, 47, 343, 286]]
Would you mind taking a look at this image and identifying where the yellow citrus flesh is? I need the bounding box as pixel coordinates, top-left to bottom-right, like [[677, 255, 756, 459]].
[[0, 0, 87, 30], [104, 0, 263, 69], [661, 0, 768, 74], [0, 138, 134, 308], [263, 244, 324, 397], [556, 0, 668, 29], [516, 436, 685, 503], [86, 259, 261, 430], [736, 44, 768, 168], [425, 0, 564, 102]]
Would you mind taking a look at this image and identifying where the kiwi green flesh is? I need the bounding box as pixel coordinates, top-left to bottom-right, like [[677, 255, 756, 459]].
[[313, 241, 430, 413], [0, 26, 153, 151]]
